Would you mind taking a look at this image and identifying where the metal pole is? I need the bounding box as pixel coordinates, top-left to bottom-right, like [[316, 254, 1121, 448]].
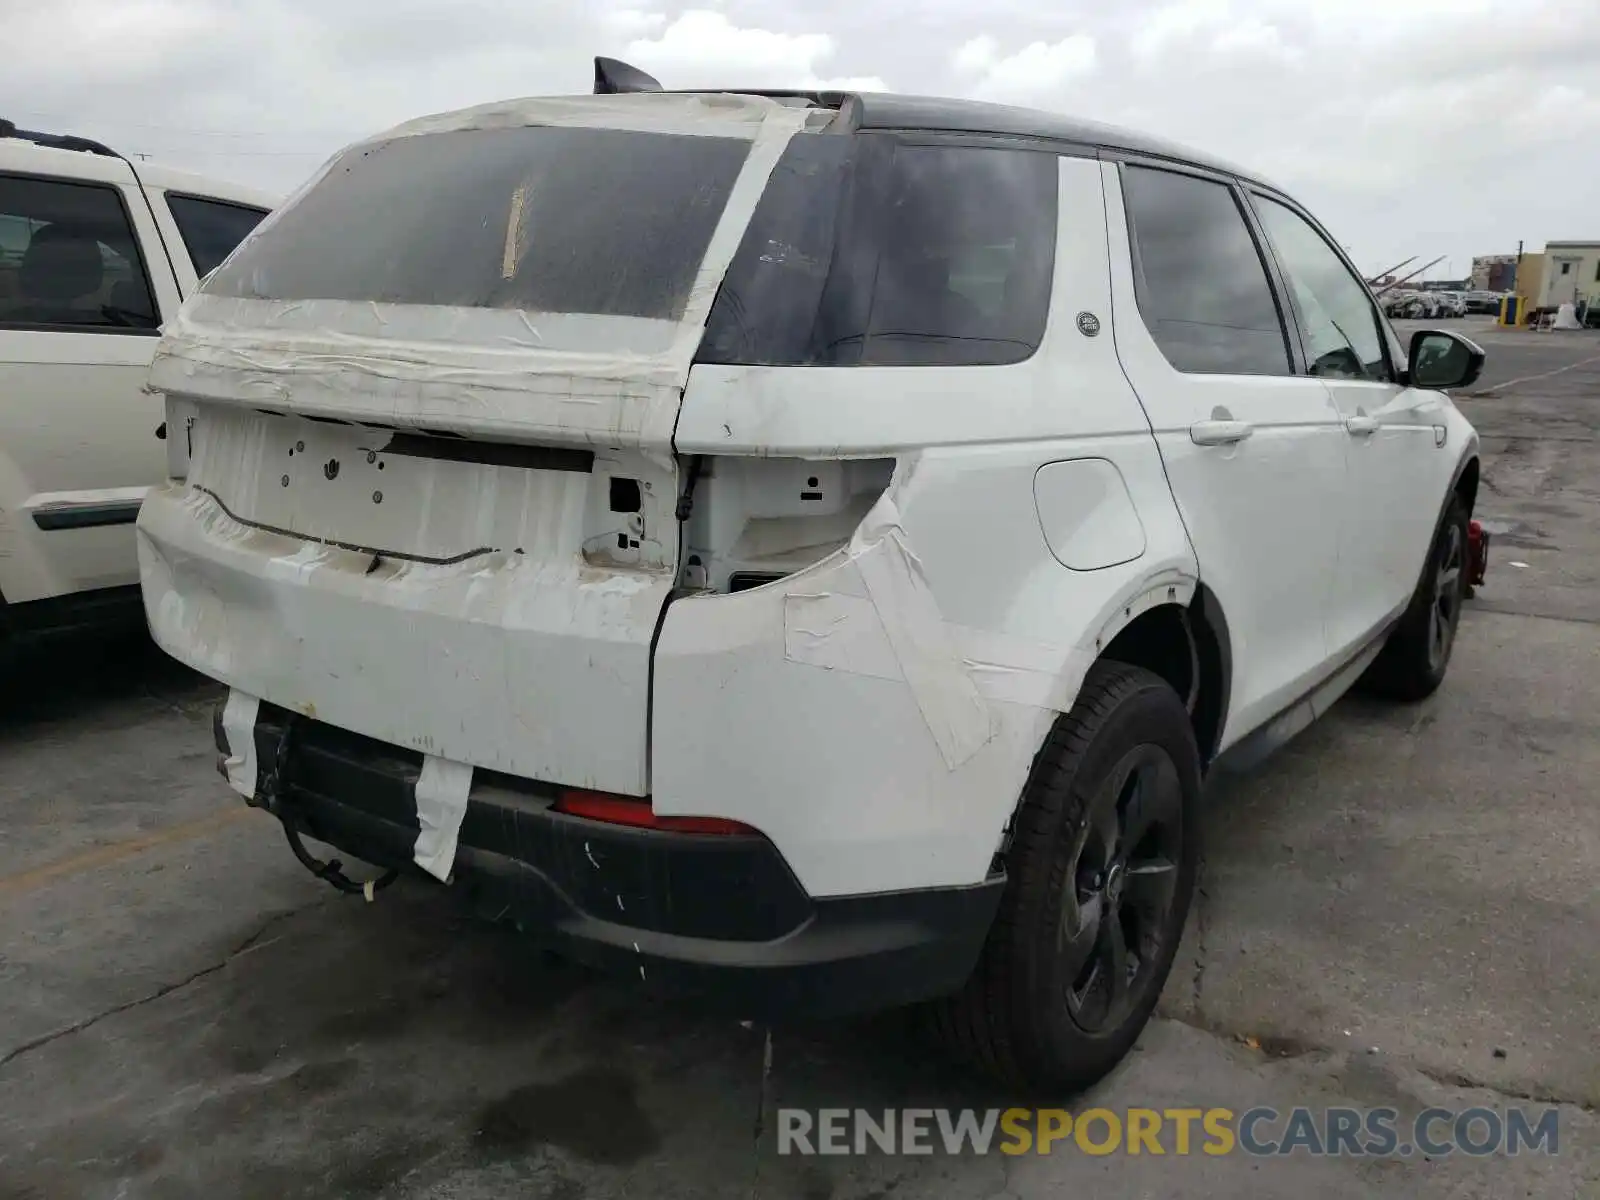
[[1374, 255, 1447, 296], [1512, 239, 1524, 326], [1366, 256, 1416, 285]]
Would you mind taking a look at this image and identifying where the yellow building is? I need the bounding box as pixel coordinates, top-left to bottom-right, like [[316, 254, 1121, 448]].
[[1515, 252, 1545, 316]]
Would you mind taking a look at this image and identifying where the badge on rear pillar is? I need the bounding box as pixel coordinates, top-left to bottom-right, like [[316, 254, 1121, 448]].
[[1076, 312, 1101, 337]]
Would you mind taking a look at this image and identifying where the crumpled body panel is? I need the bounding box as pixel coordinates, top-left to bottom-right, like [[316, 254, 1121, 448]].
[[139, 480, 672, 796]]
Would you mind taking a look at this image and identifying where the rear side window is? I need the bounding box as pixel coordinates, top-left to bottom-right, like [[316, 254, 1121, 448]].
[[0, 173, 159, 332], [698, 136, 1057, 367], [1121, 165, 1290, 376], [165, 194, 270, 279], [203, 125, 752, 321]]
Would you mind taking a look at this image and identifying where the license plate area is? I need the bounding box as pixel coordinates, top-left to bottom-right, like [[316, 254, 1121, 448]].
[[191, 411, 594, 563]]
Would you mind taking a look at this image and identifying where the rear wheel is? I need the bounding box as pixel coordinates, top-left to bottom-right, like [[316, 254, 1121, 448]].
[[1360, 493, 1469, 701], [926, 661, 1200, 1093]]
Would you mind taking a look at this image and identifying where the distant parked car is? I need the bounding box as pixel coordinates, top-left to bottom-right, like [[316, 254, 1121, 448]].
[[1381, 289, 1420, 318], [0, 120, 278, 657]]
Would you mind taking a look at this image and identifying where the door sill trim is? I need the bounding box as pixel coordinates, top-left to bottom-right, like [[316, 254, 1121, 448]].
[[1210, 620, 1397, 776]]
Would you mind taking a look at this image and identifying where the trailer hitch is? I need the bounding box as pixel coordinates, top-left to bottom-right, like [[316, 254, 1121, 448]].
[[258, 715, 400, 900]]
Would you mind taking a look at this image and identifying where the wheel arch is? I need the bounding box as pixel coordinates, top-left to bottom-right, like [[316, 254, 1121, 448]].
[[1453, 453, 1480, 517], [1093, 583, 1232, 769]]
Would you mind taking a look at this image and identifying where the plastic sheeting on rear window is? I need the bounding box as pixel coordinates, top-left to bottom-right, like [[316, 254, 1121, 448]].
[[201, 126, 752, 321], [696, 133, 1058, 368]]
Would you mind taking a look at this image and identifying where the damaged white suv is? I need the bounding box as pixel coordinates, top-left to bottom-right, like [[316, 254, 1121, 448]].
[[138, 59, 1485, 1091]]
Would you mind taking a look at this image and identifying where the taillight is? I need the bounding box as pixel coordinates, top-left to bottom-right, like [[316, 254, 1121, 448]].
[[554, 790, 760, 836]]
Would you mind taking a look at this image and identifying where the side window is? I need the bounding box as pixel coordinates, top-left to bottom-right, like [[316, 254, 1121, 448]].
[[163, 194, 270, 280], [0, 173, 159, 331], [698, 137, 1058, 367], [842, 143, 1056, 366], [1121, 164, 1290, 376], [0, 215, 30, 305], [1252, 194, 1391, 382]]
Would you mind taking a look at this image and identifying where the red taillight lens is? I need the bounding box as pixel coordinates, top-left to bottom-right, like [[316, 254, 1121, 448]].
[[554, 790, 759, 836]]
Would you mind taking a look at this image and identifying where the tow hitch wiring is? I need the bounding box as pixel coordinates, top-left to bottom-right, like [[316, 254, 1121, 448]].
[[257, 716, 401, 900]]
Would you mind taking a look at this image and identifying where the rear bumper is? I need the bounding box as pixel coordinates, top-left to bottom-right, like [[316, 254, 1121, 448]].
[[138, 480, 671, 798], [219, 703, 1003, 1018]]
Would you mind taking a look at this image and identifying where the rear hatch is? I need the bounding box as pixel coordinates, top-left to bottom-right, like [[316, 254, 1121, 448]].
[[140, 93, 818, 795]]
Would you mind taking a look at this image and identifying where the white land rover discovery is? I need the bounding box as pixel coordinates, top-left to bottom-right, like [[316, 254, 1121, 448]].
[[137, 60, 1485, 1091]]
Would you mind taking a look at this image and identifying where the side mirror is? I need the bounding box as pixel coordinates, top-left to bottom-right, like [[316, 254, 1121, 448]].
[[1408, 329, 1484, 391]]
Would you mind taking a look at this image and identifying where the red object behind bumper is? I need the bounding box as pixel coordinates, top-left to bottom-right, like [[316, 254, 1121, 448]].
[[1467, 520, 1489, 587]]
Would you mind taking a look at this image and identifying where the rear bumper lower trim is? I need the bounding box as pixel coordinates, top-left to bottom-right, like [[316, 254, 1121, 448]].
[[222, 703, 1003, 1017]]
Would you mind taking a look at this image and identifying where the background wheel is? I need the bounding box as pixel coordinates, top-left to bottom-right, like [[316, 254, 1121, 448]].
[[925, 661, 1200, 1094], [1359, 494, 1470, 702], [0, 604, 13, 712]]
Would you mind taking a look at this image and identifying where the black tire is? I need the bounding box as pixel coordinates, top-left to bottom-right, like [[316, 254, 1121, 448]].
[[925, 661, 1201, 1094], [0, 602, 13, 703], [1359, 493, 1470, 702]]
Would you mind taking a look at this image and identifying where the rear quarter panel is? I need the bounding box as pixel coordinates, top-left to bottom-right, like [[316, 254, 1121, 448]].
[[656, 153, 1199, 897]]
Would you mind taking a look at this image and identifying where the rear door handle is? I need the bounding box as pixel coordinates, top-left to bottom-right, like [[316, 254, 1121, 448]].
[[1345, 415, 1379, 437], [1190, 419, 1254, 446]]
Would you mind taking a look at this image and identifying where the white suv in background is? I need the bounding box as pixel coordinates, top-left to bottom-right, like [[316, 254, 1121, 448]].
[[1, 121, 277, 651], [138, 64, 1485, 1091]]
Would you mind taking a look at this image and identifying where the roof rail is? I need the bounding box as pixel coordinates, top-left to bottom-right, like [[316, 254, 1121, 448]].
[[590, 56, 859, 128], [685, 88, 853, 108], [0, 118, 119, 158]]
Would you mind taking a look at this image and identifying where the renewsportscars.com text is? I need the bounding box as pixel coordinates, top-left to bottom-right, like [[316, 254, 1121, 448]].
[[777, 1106, 1560, 1158]]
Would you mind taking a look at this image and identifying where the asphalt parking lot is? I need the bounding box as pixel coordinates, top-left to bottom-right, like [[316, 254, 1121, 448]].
[[3, 316, 1598, 1198]]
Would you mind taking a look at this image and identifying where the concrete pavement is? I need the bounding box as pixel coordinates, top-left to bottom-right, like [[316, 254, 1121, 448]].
[[2, 318, 1597, 1198]]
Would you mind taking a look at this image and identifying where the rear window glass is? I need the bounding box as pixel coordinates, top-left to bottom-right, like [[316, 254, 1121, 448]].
[[202, 126, 752, 321], [165, 194, 270, 279], [697, 135, 1057, 368]]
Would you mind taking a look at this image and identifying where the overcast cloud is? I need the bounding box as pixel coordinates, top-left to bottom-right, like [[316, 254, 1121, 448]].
[[6, 0, 1598, 277]]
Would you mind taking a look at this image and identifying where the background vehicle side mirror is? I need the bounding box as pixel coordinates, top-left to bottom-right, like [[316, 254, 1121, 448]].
[[1408, 329, 1485, 391]]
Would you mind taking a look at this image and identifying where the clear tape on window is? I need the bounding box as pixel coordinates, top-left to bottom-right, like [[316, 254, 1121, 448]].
[[148, 102, 814, 465]]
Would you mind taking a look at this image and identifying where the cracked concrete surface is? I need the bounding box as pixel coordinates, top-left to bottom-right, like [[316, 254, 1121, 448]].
[[0, 903, 317, 1073], [2, 319, 1598, 1198]]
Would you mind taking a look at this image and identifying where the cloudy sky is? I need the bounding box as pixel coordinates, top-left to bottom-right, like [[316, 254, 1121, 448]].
[[7, 0, 1598, 278]]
